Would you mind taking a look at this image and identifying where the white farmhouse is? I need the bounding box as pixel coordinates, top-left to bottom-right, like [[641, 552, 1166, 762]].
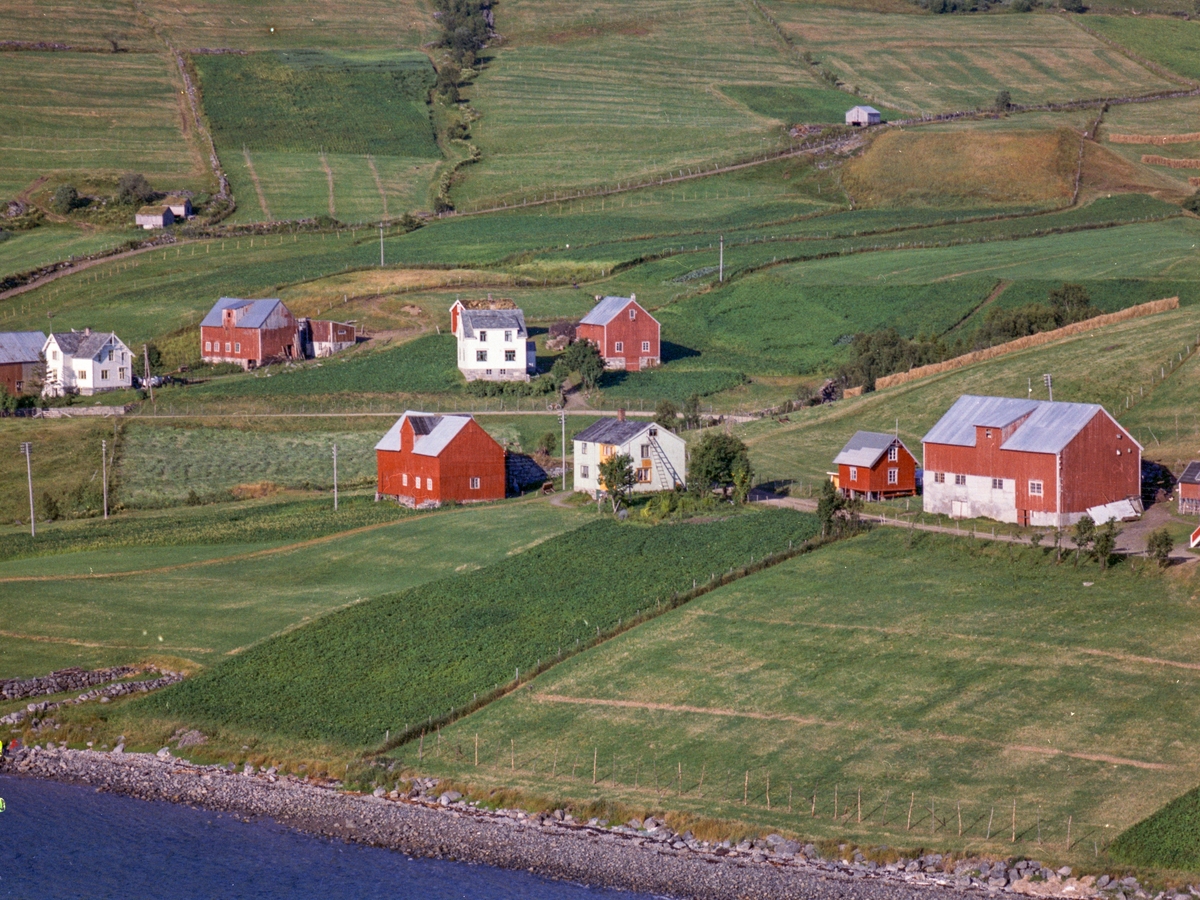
[[42, 329, 133, 397], [572, 411, 687, 497], [450, 299, 535, 381]]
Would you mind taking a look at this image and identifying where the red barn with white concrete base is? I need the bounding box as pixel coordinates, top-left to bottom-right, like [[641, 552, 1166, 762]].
[[201, 298, 299, 370], [577, 294, 660, 371], [922, 395, 1141, 527], [375, 411, 506, 508], [832, 431, 918, 500]]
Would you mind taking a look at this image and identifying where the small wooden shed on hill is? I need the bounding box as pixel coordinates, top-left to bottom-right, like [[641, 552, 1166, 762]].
[[845, 105, 881, 127], [832, 430, 918, 500], [135, 205, 174, 229]]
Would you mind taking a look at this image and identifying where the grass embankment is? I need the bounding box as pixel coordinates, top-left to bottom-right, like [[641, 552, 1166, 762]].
[[406, 528, 1200, 862], [140, 509, 821, 747], [0, 496, 591, 678], [1110, 784, 1200, 871]]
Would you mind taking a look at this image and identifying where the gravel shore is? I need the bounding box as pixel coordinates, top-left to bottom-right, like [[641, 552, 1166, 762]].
[[1, 745, 1100, 900]]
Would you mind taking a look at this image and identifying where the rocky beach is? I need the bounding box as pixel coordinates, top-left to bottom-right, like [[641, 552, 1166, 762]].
[[1, 744, 1147, 900]]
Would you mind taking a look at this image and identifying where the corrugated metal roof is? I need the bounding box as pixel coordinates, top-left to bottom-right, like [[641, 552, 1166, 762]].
[[580, 296, 634, 326], [1087, 498, 1143, 522], [923, 394, 1132, 455], [849, 105, 880, 115], [573, 417, 652, 445], [200, 298, 286, 330], [374, 411, 473, 457], [459, 308, 526, 339], [0, 331, 46, 365], [922, 395, 1042, 447], [49, 331, 118, 360], [833, 430, 901, 468], [1180, 461, 1200, 485]]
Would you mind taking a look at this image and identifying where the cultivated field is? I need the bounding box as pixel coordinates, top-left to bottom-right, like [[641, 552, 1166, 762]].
[[0, 225, 143, 280], [409, 529, 1200, 862], [0, 1, 158, 50], [762, 7, 1174, 114], [1087, 16, 1200, 83], [0, 51, 208, 200]]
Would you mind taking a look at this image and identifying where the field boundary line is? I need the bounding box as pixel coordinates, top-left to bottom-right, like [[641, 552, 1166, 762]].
[[243, 146, 272, 220], [367, 155, 388, 218], [320, 150, 337, 217], [1069, 17, 1200, 89], [0, 628, 212, 654]]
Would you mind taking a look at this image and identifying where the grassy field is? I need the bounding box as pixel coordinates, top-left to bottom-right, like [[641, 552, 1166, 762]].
[[0, 51, 207, 201], [0, 495, 590, 679], [0, 225, 143, 279], [406, 528, 1200, 860], [1088, 16, 1200, 83], [141, 509, 821, 746], [763, 7, 1173, 114], [0, 1, 158, 51]]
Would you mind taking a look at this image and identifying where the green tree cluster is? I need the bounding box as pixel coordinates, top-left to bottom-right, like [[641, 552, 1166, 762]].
[[117, 172, 155, 205], [598, 452, 635, 512], [434, 0, 491, 64], [551, 341, 604, 391], [689, 432, 753, 502]]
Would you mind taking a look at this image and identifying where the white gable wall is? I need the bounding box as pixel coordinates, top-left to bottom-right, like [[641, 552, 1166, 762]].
[[43, 334, 133, 397], [573, 426, 687, 496]]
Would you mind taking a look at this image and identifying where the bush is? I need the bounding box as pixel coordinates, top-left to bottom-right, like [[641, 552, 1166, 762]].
[[51, 185, 79, 214], [117, 172, 155, 205], [1147, 527, 1174, 568], [1183, 191, 1200, 214], [536, 431, 557, 455]]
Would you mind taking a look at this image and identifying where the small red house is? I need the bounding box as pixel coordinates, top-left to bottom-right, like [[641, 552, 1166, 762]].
[[201, 297, 298, 370], [577, 294, 660, 371], [1179, 461, 1200, 515], [923, 395, 1141, 527], [375, 411, 506, 508], [832, 431, 918, 500]]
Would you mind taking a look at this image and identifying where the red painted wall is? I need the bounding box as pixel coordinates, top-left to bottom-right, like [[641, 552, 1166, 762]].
[[201, 305, 298, 368], [1060, 411, 1141, 512], [577, 300, 660, 370], [838, 444, 917, 496], [0, 361, 33, 396], [376, 417, 506, 504]]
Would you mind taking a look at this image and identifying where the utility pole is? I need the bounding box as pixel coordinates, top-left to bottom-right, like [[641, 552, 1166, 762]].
[[1043, 373, 1053, 402], [142, 344, 154, 404], [101, 439, 108, 519], [20, 442, 34, 537], [380, 223, 385, 267], [332, 443, 339, 511], [560, 411, 567, 492], [718, 235, 724, 283]]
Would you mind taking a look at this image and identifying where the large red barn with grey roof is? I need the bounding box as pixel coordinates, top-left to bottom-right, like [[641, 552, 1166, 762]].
[[375, 411, 506, 508]]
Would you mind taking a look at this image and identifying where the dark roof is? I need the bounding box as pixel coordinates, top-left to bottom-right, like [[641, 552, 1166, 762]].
[[458, 308, 526, 339], [1180, 461, 1200, 485], [0, 331, 46, 365], [49, 331, 117, 360], [201, 298, 286, 330], [573, 417, 652, 445], [833, 431, 905, 468], [922, 395, 1134, 454]]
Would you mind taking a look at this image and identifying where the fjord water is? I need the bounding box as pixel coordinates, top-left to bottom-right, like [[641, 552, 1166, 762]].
[[0, 775, 649, 899]]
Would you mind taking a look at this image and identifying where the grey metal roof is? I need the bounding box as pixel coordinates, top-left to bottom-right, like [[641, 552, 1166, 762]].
[[923, 395, 1132, 455], [849, 105, 880, 115], [833, 430, 905, 468], [1180, 461, 1200, 485], [49, 331, 119, 360], [573, 417, 652, 445], [201, 297, 286, 330], [0, 331, 46, 365], [458, 308, 526, 339], [580, 296, 635, 327], [375, 411, 474, 457]]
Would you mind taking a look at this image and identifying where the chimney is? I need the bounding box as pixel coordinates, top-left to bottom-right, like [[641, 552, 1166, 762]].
[[618, 408, 625, 422], [630, 293, 636, 302]]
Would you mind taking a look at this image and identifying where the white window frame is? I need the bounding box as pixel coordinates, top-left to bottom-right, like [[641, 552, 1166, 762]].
[[224, 342, 231, 353], [205, 341, 212, 352], [614, 341, 624, 353], [887, 467, 898, 485], [581, 465, 589, 478], [888, 446, 898, 462], [476, 350, 488, 362], [234, 342, 241, 353], [479, 330, 487, 342], [628, 308, 636, 320], [402, 473, 408, 487], [505, 349, 516, 362], [504, 330, 512, 342], [849, 466, 858, 482], [426, 477, 433, 490], [991, 478, 1004, 490], [933, 472, 945, 484], [470, 477, 480, 490], [955, 474, 966, 486], [100, 369, 109, 381], [77, 369, 87, 380], [642, 341, 650, 352], [1029, 480, 1043, 496]]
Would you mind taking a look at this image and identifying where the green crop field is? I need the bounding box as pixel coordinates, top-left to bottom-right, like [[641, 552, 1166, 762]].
[[0, 225, 143, 280], [1110, 783, 1200, 871], [408, 529, 1200, 860], [763, 6, 1173, 114], [0, 495, 590, 678], [0, 51, 208, 200], [1088, 16, 1200, 83], [140, 509, 821, 746]]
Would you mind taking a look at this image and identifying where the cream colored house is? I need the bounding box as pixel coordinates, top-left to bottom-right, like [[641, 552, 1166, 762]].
[[572, 412, 687, 497]]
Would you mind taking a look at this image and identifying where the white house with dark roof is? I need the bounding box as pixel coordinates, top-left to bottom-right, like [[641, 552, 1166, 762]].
[[450, 300, 535, 381], [42, 329, 133, 397], [572, 411, 686, 497]]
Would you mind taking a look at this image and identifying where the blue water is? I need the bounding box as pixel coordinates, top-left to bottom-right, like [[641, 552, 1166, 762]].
[[0, 775, 652, 899]]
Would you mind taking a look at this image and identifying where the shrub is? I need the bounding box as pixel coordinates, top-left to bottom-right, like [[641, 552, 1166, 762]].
[[1147, 527, 1174, 568], [1183, 191, 1200, 214], [51, 185, 79, 214], [535, 431, 557, 455], [117, 172, 155, 205]]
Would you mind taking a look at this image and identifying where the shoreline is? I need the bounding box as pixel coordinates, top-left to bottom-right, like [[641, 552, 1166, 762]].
[[2, 746, 1104, 900]]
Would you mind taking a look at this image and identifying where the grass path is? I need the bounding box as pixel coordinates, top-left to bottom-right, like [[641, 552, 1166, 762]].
[[320, 151, 337, 217], [367, 155, 388, 218], [243, 146, 272, 220]]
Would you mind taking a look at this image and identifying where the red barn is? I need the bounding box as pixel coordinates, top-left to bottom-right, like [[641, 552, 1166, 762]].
[[922, 395, 1141, 527], [832, 431, 918, 500], [375, 411, 506, 508], [0, 331, 46, 396], [577, 294, 660, 371], [201, 298, 299, 370]]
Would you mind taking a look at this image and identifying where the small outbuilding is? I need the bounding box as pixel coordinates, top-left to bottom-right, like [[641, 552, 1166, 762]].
[[135, 205, 174, 229], [832, 430, 918, 500], [375, 411, 507, 508], [845, 105, 881, 127], [1179, 461, 1200, 515], [0, 331, 46, 397], [301, 318, 356, 358], [165, 196, 193, 219]]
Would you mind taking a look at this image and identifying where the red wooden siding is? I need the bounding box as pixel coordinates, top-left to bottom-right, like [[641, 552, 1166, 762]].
[[578, 299, 660, 371], [838, 444, 918, 498], [376, 417, 506, 505], [1060, 411, 1141, 513]]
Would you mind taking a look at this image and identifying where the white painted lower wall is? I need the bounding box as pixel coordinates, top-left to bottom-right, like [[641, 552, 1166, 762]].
[[923, 474, 1017, 523]]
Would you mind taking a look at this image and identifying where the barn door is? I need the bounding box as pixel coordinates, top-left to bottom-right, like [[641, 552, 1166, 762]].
[[951, 499, 967, 519]]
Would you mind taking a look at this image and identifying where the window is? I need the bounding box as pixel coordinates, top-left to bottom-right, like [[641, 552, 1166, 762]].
[[14, 381, 21, 391], [402, 473, 408, 487], [499, 369, 507, 375], [581, 443, 588, 454], [205, 341, 212, 352], [100, 369, 109, 380], [887, 468, 899, 485], [991, 478, 1004, 490], [640, 444, 650, 458], [1029, 480, 1043, 496], [637, 467, 651, 482], [628, 308, 636, 320], [505, 349, 516, 362], [985, 429, 993, 439], [933, 472, 945, 484], [224, 342, 231, 353], [955, 474, 967, 486], [479, 330, 487, 342], [51, 350, 58, 361], [118, 368, 125, 379], [120, 352, 125, 362], [426, 477, 433, 490], [77, 369, 87, 380], [470, 477, 480, 490], [485, 368, 493, 375], [581, 465, 589, 478], [476, 350, 488, 362], [642, 341, 650, 352], [504, 330, 512, 342], [614, 341, 624, 353], [234, 342, 241, 353], [849, 466, 858, 481], [888, 446, 898, 462]]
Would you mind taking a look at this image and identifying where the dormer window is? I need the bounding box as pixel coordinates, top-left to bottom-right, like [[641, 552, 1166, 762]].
[[479, 330, 487, 342], [985, 429, 992, 439]]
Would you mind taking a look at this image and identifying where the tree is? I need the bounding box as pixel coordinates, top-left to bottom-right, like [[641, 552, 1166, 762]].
[[27, 352, 46, 398], [681, 394, 701, 430], [117, 172, 154, 205], [1147, 527, 1174, 568], [1184, 191, 1200, 214], [816, 479, 845, 537], [1029, 531, 1043, 550], [436, 60, 461, 103], [653, 399, 679, 431], [0, 385, 16, 414], [51, 185, 79, 214], [1051, 527, 1064, 563], [560, 340, 604, 391], [39, 491, 60, 522], [689, 432, 750, 498], [1072, 514, 1095, 567], [994, 90, 1012, 112], [731, 456, 754, 504], [598, 453, 634, 512], [1093, 518, 1121, 571], [536, 430, 557, 455]]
